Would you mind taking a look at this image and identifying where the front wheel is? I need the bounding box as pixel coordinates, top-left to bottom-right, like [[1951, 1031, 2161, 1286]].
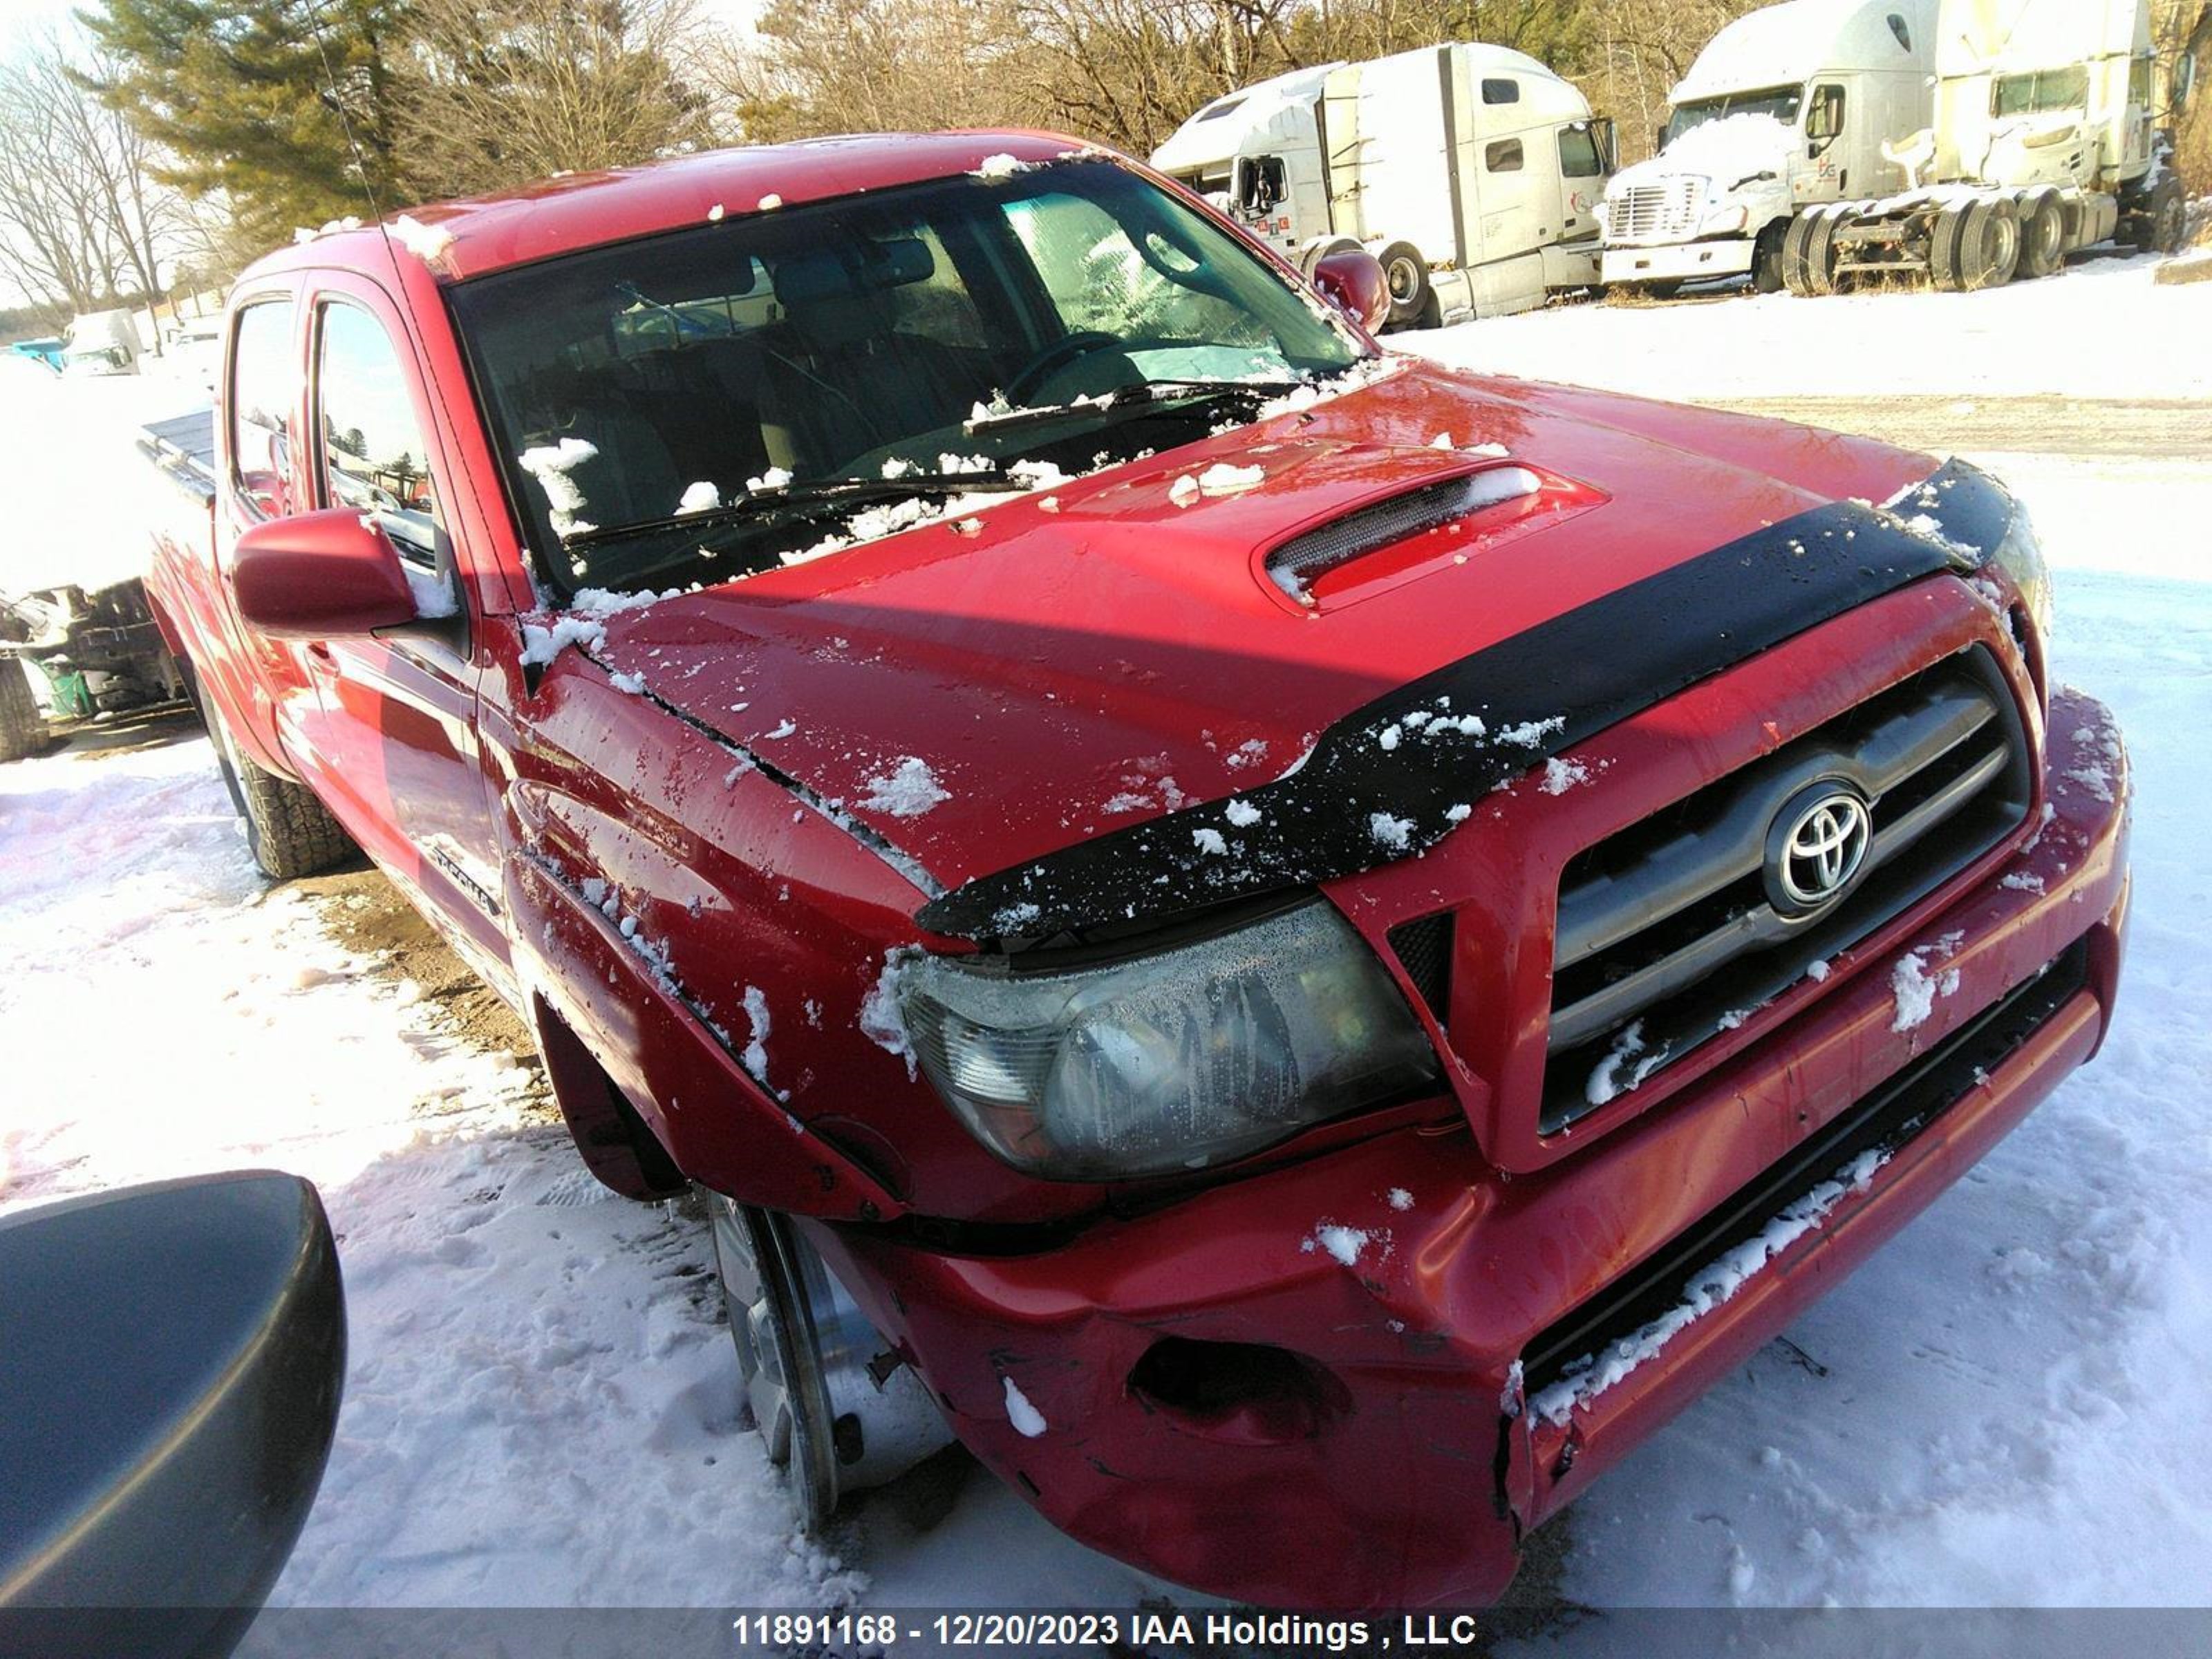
[[1750, 222, 1788, 293], [709, 1194, 952, 1532], [2137, 180, 2186, 256]]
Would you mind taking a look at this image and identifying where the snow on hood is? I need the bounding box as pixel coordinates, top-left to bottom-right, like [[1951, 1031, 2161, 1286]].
[[1613, 113, 1796, 195], [566, 360, 1937, 903]]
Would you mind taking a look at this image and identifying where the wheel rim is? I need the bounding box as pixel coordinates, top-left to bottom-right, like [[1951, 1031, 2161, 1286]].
[[1986, 214, 2019, 282], [709, 1194, 953, 1528], [1385, 256, 1422, 303]]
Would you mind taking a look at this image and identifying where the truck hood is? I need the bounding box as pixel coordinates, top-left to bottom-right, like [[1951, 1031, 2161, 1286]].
[[581, 358, 1947, 923], [1608, 113, 1797, 209]]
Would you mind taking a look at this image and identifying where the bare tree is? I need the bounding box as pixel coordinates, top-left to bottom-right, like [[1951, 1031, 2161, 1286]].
[[0, 35, 174, 311], [393, 0, 718, 200]]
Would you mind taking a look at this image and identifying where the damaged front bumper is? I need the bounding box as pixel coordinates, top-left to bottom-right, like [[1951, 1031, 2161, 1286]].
[[807, 694, 2131, 1610]]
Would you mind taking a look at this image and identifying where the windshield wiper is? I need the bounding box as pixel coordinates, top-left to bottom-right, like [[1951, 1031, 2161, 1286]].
[[561, 471, 1008, 551], [964, 377, 1306, 435]]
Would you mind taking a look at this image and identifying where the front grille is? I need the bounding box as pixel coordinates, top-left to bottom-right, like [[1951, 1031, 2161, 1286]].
[[1544, 648, 2031, 1133], [1605, 178, 1703, 243], [1523, 937, 2089, 1398]]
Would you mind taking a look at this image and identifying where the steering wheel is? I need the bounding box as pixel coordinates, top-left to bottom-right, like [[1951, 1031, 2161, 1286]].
[[1004, 330, 1125, 403]]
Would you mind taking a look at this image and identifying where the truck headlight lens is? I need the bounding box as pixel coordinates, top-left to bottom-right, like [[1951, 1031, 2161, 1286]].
[[901, 901, 1441, 1180], [1990, 503, 2054, 646], [1700, 204, 1750, 236]]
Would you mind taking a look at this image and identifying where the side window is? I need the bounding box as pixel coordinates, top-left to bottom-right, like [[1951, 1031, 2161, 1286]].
[[229, 299, 296, 519], [1559, 126, 1603, 178], [1485, 138, 1525, 173], [1808, 84, 1846, 143], [316, 302, 441, 567], [1481, 78, 1520, 105], [2130, 55, 2153, 109]]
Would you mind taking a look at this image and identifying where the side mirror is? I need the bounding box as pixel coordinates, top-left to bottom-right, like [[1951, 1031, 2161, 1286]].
[[1311, 247, 1391, 332], [232, 507, 421, 639], [0, 1172, 346, 1658]]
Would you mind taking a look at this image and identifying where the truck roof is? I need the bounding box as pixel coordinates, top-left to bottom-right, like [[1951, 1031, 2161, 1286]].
[[247, 131, 1091, 288], [1675, 0, 1934, 102]]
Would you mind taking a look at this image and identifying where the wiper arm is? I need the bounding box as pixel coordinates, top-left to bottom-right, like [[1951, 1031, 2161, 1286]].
[[561, 471, 1008, 551], [964, 377, 1306, 435]]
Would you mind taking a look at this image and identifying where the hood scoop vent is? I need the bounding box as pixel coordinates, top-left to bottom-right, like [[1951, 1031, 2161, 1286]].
[[1264, 465, 1545, 605]]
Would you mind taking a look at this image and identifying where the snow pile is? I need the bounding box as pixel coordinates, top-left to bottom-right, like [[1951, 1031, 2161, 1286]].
[[859, 950, 919, 1078], [740, 985, 773, 1091], [1529, 1148, 1888, 1427], [1002, 1376, 1047, 1436], [1303, 1224, 1374, 1267], [857, 756, 948, 818], [1197, 461, 1264, 495], [1369, 812, 1415, 852], [1891, 941, 1963, 1033], [386, 214, 457, 268], [676, 480, 721, 515], [1587, 1019, 1668, 1107], [516, 437, 599, 538], [971, 153, 1035, 182]]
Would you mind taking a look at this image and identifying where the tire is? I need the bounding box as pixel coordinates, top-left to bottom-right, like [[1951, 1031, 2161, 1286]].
[[1376, 239, 1430, 328], [1781, 213, 1817, 295], [1803, 211, 1841, 296], [1957, 198, 2021, 292], [1640, 279, 1684, 300], [0, 658, 42, 764], [2135, 180, 2186, 256], [2018, 191, 2065, 280], [1750, 221, 1787, 293], [208, 704, 354, 879], [1930, 204, 1969, 290]]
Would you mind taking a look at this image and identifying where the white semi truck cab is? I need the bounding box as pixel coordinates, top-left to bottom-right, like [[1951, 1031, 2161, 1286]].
[[1601, 0, 1938, 293], [1153, 44, 1614, 328]]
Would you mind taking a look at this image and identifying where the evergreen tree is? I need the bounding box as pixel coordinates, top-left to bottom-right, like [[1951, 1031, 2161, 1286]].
[[77, 0, 404, 247]]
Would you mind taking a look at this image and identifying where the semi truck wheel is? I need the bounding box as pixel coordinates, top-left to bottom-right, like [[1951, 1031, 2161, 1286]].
[[1750, 222, 1787, 293], [0, 659, 42, 764], [1957, 199, 2021, 292], [2135, 180, 2186, 256], [1377, 241, 1432, 328], [2019, 192, 2065, 280], [709, 1194, 953, 1531], [1930, 205, 1968, 290], [1802, 212, 1841, 296], [1781, 214, 1815, 294], [208, 706, 355, 880]]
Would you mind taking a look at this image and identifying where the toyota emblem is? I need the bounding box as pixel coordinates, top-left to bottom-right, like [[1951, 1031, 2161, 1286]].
[[1769, 785, 1873, 914]]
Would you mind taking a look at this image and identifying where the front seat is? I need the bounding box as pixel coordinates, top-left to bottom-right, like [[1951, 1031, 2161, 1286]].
[[765, 241, 993, 472]]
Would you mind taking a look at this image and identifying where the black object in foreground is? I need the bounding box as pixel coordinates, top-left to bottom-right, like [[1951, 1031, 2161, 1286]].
[[0, 1170, 346, 1659]]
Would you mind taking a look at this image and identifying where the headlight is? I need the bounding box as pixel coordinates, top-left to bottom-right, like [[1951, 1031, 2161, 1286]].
[[1700, 204, 1750, 236], [901, 900, 1441, 1181], [1989, 501, 2054, 647]]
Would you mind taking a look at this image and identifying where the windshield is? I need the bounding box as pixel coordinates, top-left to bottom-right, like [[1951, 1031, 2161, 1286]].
[[450, 158, 1367, 597], [1665, 86, 1805, 146]]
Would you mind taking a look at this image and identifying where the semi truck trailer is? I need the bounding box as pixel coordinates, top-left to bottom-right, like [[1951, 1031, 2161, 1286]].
[[1153, 44, 1615, 328]]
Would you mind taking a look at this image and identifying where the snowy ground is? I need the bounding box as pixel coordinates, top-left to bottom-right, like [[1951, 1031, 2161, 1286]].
[[3, 254, 2209, 1638]]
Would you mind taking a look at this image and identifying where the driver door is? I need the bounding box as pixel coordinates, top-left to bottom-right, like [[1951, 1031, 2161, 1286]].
[[292, 272, 515, 997]]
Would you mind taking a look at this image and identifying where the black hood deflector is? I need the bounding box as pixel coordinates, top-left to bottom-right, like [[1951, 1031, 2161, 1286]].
[[917, 460, 2016, 942]]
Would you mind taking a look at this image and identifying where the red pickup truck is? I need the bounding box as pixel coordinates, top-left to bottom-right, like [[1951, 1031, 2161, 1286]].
[[142, 132, 2130, 1609]]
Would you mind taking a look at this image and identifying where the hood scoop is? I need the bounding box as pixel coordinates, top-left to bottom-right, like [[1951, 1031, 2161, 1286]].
[[1262, 462, 1564, 608]]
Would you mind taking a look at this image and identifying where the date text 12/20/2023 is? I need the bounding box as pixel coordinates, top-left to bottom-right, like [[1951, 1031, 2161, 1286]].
[[729, 1611, 1501, 1651]]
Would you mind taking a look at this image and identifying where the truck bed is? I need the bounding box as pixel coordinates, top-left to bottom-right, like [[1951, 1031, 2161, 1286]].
[[138, 408, 218, 503]]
